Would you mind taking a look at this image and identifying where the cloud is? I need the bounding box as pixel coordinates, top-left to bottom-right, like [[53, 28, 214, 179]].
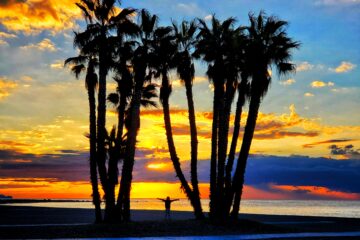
[[171, 76, 208, 89], [304, 92, 314, 97], [0, 39, 8, 46], [303, 139, 353, 148], [271, 184, 360, 200], [310, 80, 334, 88], [0, 149, 89, 182], [0, 76, 18, 100], [20, 38, 57, 52], [296, 62, 314, 72], [330, 61, 356, 73], [204, 15, 213, 21], [50, 59, 64, 69], [0, 31, 17, 39], [315, 0, 360, 5], [329, 144, 360, 159], [279, 78, 296, 86], [0, 0, 81, 34], [254, 130, 318, 140], [244, 155, 360, 196]]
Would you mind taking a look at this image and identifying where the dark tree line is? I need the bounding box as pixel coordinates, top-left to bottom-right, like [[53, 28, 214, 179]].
[[65, 0, 299, 224]]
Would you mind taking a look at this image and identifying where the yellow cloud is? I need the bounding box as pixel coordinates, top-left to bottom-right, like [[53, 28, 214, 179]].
[[333, 61, 356, 73], [0, 31, 17, 39], [304, 92, 314, 97], [20, 38, 57, 52], [0, 0, 81, 34], [0, 77, 18, 100], [171, 76, 208, 89], [311, 80, 334, 88], [50, 60, 64, 69], [280, 78, 296, 85]]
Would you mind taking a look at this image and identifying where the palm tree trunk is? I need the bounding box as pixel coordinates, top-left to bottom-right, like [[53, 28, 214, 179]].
[[88, 86, 102, 223], [116, 94, 127, 145], [231, 93, 261, 219], [216, 79, 235, 219], [97, 50, 111, 220], [184, 79, 204, 219], [225, 78, 247, 213], [114, 94, 127, 221], [209, 82, 220, 218], [117, 66, 144, 221], [161, 74, 203, 220]]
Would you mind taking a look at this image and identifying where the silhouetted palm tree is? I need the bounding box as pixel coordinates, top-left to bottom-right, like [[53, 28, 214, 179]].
[[172, 20, 204, 219], [64, 55, 102, 222], [74, 0, 136, 221], [117, 9, 158, 221], [224, 74, 250, 213], [231, 12, 300, 218], [194, 16, 238, 219]]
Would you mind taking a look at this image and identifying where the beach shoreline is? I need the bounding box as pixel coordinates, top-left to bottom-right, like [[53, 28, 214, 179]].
[[1, 205, 360, 239]]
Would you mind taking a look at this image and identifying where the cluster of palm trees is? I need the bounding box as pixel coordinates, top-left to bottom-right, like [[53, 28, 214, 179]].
[[65, 0, 299, 224]]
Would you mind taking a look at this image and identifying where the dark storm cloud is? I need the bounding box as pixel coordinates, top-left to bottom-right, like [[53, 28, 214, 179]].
[[2, 149, 360, 196], [0, 149, 89, 181], [244, 155, 360, 193], [329, 144, 360, 159]]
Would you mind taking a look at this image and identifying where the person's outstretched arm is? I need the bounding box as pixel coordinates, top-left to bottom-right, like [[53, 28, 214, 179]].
[[157, 198, 165, 201], [171, 199, 180, 202]]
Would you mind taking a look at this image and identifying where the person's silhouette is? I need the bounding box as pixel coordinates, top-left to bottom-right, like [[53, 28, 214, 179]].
[[157, 196, 179, 220]]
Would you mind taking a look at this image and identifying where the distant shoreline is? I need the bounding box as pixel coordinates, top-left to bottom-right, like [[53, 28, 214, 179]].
[[0, 199, 91, 204]]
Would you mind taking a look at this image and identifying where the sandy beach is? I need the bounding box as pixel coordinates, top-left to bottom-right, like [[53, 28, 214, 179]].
[[1, 205, 360, 239]]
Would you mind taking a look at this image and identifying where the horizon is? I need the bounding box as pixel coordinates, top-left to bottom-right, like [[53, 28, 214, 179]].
[[1, 0, 360, 202]]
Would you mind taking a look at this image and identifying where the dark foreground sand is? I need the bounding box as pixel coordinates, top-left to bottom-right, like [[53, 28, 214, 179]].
[[0, 205, 359, 239]]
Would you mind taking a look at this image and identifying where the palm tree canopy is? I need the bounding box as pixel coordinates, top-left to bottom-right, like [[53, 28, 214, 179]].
[[245, 11, 300, 97], [65, 55, 99, 90], [172, 20, 198, 85]]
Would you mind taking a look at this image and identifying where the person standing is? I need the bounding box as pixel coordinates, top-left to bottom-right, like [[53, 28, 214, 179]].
[[157, 196, 179, 220]]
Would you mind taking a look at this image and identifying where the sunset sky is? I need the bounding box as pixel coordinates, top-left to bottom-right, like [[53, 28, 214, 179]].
[[0, 0, 359, 201]]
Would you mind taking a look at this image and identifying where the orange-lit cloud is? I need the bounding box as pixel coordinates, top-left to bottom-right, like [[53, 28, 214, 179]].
[[20, 38, 57, 52], [0, 0, 81, 34], [0, 77, 18, 100], [331, 61, 356, 73], [271, 184, 360, 200], [0, 178, 91, 199], [304, 92, 314, 97]]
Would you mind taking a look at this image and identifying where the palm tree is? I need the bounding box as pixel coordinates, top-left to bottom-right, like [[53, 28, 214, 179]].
[[64, 55, 102, 222], [117, 9, 158, 222], [73, 0, 136, 221], [194, 16, 238, 219], [224, 74, 250, 213], [231, 12, 300, 218], [151, 24, 204, 219], [172, 20, 204, 219]]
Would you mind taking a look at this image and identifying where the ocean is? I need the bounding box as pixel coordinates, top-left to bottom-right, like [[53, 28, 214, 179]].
[[5, 199, 360, 219]]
